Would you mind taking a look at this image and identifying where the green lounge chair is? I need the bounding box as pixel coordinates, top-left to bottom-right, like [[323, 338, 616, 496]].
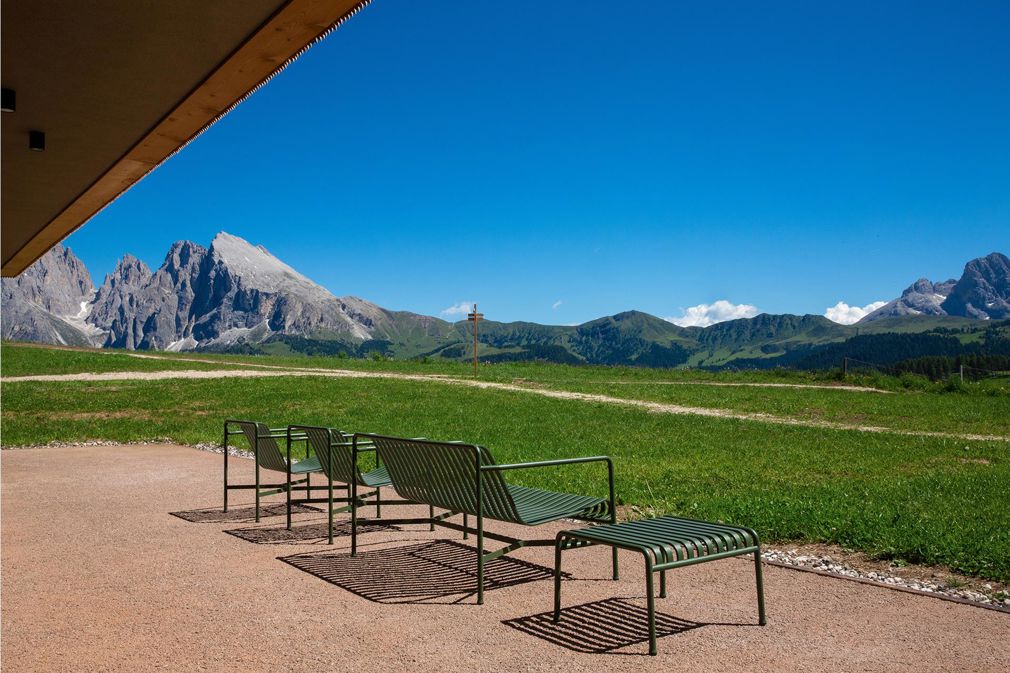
[[288, 425, 406, 544], [354, 434, 617, 604], [223, 419, 326, 524]]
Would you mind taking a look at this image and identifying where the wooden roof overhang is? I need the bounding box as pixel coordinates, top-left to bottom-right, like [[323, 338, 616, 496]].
[[1, 0, 371, 276]]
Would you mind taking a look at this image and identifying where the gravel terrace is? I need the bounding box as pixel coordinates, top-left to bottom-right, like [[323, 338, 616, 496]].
[[2, 444, 1006, 672]]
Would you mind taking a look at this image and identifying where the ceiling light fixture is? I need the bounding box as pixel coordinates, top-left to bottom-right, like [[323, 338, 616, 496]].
[[1, 88, 14, 112], [29, 130, 46, 151]]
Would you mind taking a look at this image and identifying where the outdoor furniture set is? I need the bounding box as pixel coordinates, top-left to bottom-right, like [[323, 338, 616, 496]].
[[222, 419, 767, 655]]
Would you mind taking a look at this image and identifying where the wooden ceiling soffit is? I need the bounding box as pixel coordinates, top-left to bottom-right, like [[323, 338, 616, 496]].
[[2, 0, 372, 276]]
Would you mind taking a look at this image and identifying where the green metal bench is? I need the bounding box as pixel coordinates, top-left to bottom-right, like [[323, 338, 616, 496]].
[[354, 433, 618, 605], [554, 516, 767, 655], [287, 425, 411, 544], [223, 420, 330, 524]]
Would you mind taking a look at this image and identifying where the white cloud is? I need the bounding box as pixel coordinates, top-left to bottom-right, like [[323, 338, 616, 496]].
[[441, 301, 476, 317], [552, 300, 563, 310], [665, 300, 759, 328], [823, 300, 887, 325]]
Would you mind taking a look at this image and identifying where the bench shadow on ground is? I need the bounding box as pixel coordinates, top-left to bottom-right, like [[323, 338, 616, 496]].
[[279, 539, 560, 604], [169, 503, 321, 524], [225, 520, 398, 544], [503, 598, 702, 655]]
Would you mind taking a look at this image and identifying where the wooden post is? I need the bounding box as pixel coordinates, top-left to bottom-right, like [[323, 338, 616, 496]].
[[959, 364, 964, 383], [842, 357, 848, 378], [467, 304, 484, 377]]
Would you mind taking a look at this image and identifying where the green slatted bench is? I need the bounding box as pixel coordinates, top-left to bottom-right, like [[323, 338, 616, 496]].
[[356, 433, 618, 605], [288, 425, 401, 544], [223, 419, 328, 524], [553, 516, 767, 655]]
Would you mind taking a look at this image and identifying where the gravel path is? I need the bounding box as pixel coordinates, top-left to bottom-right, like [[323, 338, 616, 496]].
[[3, 363, 1007, 442]]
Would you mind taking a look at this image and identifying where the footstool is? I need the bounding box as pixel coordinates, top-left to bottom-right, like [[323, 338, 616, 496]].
[[553, 515, 767, 655]]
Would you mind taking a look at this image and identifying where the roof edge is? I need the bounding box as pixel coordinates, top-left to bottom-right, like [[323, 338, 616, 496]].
[[1, 0, 373, 277]]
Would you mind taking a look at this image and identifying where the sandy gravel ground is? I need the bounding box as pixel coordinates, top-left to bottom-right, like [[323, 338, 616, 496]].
[[3, 365, 1006, 442], [1, 444, 1006, 672]]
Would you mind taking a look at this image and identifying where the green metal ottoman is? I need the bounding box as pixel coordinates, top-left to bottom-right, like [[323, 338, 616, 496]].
[[553, 516, 767, 655]]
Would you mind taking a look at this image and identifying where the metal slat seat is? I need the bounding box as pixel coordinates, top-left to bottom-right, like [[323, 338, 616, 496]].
[[359, 465, 390, 487], [508, 485, 610, 526], [567, 517, 758, 563], [554, 516, 767, 655], [290, 457, 322, 474]]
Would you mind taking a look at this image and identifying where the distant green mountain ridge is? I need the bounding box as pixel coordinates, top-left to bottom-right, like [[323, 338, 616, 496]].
[[231, 309, 1009, 374]]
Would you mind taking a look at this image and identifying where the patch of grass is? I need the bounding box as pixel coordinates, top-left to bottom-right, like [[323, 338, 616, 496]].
[[3, 342, 1006, 436], [0, 343, 236, 377], [515, 380, 1010, 437], [2, 373, 1008, 582]]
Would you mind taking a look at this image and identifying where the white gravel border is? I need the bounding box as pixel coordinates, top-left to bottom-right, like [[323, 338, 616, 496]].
[[763, 549, 1010, 609]]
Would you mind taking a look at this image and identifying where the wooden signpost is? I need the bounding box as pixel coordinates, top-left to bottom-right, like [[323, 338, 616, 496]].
[[467, 303, 483, 377]]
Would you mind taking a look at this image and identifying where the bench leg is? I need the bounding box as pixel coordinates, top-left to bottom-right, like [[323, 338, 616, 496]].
[[285, 469, 292, 530], [755, 548, 767, 626], [553, 537, 564, 622], [255, 462, 261, 523], [660, 569, 667, 599], [223, 429, 229, 512], [476, 516, 485, 605], [375, 487, 381, 517], [350, 486, 358, 556], [429, 504, 435, 532], [327, 479, 334, 545], [612, 547, 619, 580], [645, 557, 657, 656], [463, 513, 468, 540]]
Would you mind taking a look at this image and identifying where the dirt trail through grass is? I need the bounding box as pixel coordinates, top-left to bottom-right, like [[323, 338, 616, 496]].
[[4, 354, 1006, 443]]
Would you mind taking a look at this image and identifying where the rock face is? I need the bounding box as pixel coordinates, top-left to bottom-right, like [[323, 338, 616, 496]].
[[3, 232, 421, 352], [941, 252, 1010, 320], [860, 252, 1010, 323], [185, 232, 381, 347], [90, 255, 155, 349], [90, 242, 208, 350], [0, 244, 100, 346], [861, 278, 956, 321], [84, 232, 399, 350]]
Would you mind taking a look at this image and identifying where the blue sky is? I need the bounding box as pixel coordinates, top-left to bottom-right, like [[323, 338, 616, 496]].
[[66, 0, 1009, 326]]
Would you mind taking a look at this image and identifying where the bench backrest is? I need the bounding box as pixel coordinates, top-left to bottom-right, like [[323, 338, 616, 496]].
[[295, 425, 362, 484], [234, 420, 288, 472], [363, 434, 521, 523]]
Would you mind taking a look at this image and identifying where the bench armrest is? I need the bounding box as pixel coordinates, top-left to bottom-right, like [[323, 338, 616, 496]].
[[482, 456, 616, 521], [481, 455, 612, 472], [331, 440, 377, 453]]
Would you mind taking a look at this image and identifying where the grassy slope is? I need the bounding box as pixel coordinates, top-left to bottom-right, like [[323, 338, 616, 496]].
[[4, 343, 1007, 437], [0, 343, 240, 377], [519, 380, 1010, 436]]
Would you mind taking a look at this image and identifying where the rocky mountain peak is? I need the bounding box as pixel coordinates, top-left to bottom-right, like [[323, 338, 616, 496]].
[[104, 254, 152, 288], [2, 243, 94, 316], [861, 252, 1008, 322], [208, 231, 330, 299], [941, 252, 1010, 320], [1, 244, 98, 345]]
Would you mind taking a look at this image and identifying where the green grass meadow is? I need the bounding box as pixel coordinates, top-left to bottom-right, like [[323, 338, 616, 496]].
[[2, 342, 1008, 581]]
